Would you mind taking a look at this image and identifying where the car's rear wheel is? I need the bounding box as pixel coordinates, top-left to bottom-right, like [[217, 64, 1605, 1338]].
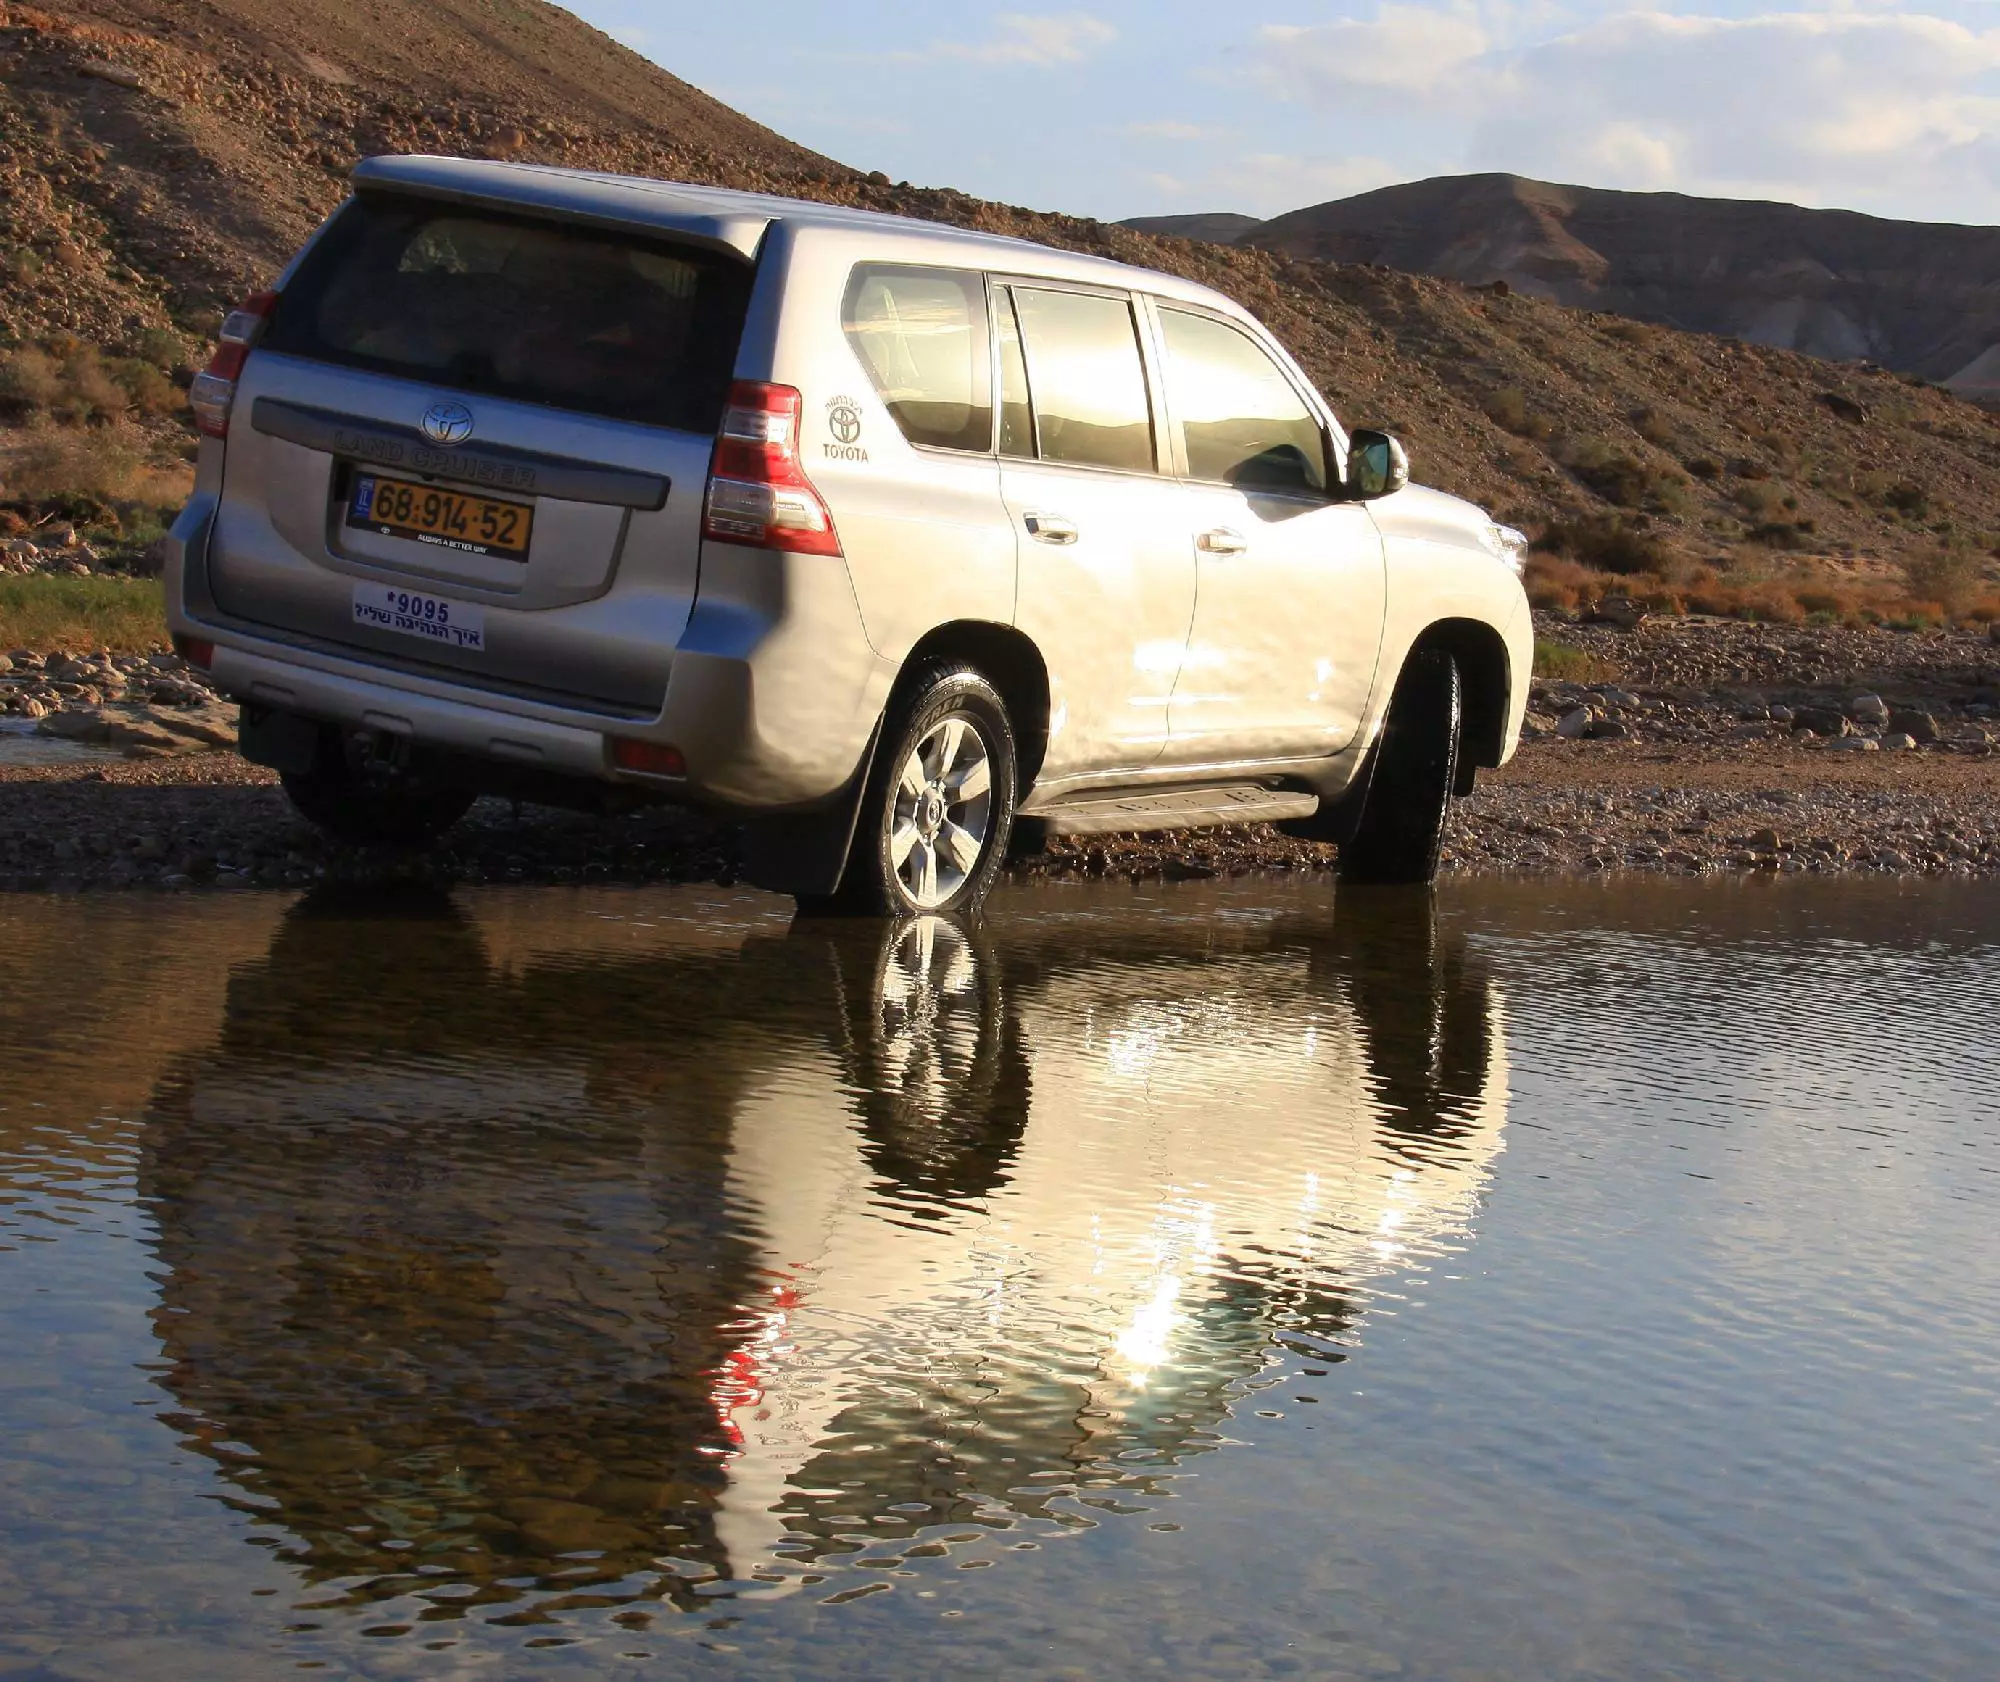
[[281, 742, 475, 849], [1338, 648, 1461, 886], [816, 665, 1018, 917]]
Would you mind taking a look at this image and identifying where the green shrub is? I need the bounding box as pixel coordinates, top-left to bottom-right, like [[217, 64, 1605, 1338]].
[[1534, 514, 1672, 575], [0, 574, 168, 653], [1533, 638, 1618, 683], [1900, 549, 1984, 618]]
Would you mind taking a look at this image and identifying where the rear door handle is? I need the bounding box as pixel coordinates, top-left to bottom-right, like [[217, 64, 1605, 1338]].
[[1025, 513, 1079, 545], [1197, 527, 1247, 556]]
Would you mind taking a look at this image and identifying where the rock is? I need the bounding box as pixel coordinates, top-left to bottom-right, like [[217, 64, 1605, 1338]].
[[106, 716, 197, 755], [80, 61, 145, 89], [1849, 693, 1890, 726], [35, 708, 113, 743], [1829, 735, 1880, 751], [17, 697, 47, 719], [1880, 733, 1917, 751], [1587, 595, 1649, 629], [1817, 391, 1868, 424], [0, 655, 10, 674], [149, 702, 238, 749], [1792, 706, 1851, 737], [1749, 827, 1782, 851], [1769, 705, 1794, 724], [1556, 706, 1597, 739], [1887, 708, 1937, 743], [1586, 717, 1629, 740], [1603, 688, 1644, 710]]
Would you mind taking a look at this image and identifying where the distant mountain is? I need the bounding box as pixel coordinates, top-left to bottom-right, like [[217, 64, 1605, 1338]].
[[1232, 174, 2000, 402], [1118, 212, 1264, 244]]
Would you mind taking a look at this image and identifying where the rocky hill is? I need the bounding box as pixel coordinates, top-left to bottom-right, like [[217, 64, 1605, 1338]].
[[1234, 175, 2000, 405], [1121, 211, 1264, 245], [5, 1, 2000, 616]]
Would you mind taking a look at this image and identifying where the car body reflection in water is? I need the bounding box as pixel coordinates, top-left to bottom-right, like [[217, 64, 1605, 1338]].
[[139, 885, 1507, 1629]]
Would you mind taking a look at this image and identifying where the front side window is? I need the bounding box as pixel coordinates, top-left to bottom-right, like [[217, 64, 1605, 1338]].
[[1009, 287, 1156, 474], [843, 266, 993, 452], [1159, 308, 1328, 494]]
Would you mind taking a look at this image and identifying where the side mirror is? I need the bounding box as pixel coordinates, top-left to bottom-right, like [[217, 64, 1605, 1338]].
[[1345, 429, 1409, 501]]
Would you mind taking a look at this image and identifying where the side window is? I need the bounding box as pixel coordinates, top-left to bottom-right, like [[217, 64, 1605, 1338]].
[[843, 266, 992, 452], [1009, 287, 1156, 473], [1159, 308, 1328, 494]]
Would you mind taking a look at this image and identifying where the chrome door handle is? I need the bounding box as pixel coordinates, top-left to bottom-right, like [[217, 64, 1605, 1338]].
[[1197, 527, 1247, 556], [1025, 513, 1078, 545]]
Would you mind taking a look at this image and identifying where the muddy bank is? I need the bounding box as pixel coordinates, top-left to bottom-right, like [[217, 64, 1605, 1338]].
[[3, 738, 1998, 891], [2, 610, 1996, 891]]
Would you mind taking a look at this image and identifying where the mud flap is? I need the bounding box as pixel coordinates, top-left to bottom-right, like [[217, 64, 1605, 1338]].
[[1276, 737, 1381, 847], [238, 704, 324, 776], [736, 720, 883, 899]]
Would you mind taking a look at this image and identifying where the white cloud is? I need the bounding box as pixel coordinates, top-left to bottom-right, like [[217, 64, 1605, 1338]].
[[1250, 6, 2000, 217], [919, 12, 1117, 66], [1258, 5, 1490, 103]]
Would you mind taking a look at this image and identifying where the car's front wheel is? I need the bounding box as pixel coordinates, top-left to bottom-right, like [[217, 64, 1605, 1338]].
[[818, 664, 1018, 917], [1338, 647, 1461, 885]]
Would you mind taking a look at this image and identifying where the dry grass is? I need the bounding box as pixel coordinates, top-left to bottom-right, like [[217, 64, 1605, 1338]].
[[0, 341, 187, 427], [1525, 545, 2000, 628], [4, 420, 193, 508], [0, 575, 169, 653]]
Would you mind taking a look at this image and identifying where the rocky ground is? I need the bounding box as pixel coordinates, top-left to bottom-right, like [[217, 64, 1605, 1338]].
[[1, 643, 236, 754], [0, 521, 162, 577], [0, 613, 1996, 892]]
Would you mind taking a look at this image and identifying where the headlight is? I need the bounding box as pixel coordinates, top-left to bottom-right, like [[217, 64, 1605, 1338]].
[[1485, 523, 1529, 575]]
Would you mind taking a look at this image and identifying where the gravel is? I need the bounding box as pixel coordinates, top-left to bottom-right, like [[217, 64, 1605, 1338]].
[[0, 611, 1994, 891]]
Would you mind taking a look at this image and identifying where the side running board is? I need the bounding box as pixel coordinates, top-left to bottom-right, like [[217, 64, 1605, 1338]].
[[1026, 783, 1319, 836]]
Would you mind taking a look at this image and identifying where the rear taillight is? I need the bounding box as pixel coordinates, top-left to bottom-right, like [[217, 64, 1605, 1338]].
[[701, 381, 843, 557], [189, 289, 278, 440], [610, 738, 687, 777], [172, 634, 215, 670]]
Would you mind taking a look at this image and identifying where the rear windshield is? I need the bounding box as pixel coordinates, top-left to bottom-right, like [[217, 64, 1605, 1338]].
[[261, 195, 754, 432]]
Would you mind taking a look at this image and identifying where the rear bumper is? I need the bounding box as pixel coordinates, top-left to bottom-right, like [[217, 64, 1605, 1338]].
[[165, 495, 894, 811]]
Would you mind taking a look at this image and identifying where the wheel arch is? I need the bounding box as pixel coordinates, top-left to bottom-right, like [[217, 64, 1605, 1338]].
[[1407, 617, 1512, 770], [898, 621, 1052, 786]]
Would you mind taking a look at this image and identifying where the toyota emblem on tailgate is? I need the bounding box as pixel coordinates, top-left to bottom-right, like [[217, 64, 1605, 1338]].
[[420, 400, 474, 445]]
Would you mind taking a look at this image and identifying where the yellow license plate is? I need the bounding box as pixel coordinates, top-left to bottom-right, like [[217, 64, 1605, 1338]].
[[348, 473, 534, 561]]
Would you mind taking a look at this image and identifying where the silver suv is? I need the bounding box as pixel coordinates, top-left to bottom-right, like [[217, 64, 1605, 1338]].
[[166, 156, 1531, 913]]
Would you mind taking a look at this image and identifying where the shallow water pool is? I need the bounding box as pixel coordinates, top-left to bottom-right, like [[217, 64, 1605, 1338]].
[[1, 876, 1996, 1679]]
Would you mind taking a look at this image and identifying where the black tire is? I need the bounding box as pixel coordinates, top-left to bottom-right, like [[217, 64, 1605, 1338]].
[[816, 664, 1018, 917], [1338, 648, 1461, 885], [280, 744, 475, 849]]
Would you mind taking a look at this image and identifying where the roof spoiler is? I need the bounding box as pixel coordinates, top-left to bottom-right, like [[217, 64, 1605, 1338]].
[[349, 155, 771, 261]]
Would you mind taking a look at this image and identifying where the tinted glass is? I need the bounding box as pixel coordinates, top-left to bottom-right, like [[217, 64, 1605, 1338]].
[[1011, 288, 1155, 473], [261, 195, 754, 432], [844, 266, 992, 452], [997, 290, 1033, 458], [1161, 308, 1327, 493]]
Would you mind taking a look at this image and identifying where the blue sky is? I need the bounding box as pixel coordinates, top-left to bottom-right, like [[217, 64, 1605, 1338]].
[[570, 2, 2000, 226]]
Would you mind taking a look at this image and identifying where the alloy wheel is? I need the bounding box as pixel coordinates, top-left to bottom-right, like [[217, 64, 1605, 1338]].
[[889, 716, 993, 910]]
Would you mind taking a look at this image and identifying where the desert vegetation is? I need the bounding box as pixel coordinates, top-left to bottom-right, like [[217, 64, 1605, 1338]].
[[0, 336, 196, 592], [0, 573, 171, 652]]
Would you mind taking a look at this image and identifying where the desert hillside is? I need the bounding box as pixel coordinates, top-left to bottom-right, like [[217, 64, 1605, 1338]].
[[1197, 174, 2000, 405], [4, 1, 2000, 625]]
